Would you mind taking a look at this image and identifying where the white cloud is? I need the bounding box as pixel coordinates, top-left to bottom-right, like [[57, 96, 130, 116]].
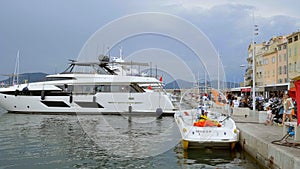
[[0, 0, 299, 83], [160, 0, 300, 18], [156, 1, 300, 81]]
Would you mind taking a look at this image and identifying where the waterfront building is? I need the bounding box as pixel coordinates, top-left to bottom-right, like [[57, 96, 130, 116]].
[[245, 43, 264, 87], [255, 42, 266, 92], [262, 37, 281, 85], [245, 43, 254, 87], [287, 31, 300, 80], [277, 38, 288, 84], [241, 33, 299, 98], [244, 42, 265, 96], [262, 36, 288, 97]]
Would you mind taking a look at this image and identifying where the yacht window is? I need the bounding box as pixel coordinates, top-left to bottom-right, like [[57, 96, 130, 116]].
[[70, 65, 113, 75], [56, 85, 74, 92], [46, 77, 75, 81], [95, 85, 143, 93], [71, 85, 94, 95], [130, 83, 145, 92]]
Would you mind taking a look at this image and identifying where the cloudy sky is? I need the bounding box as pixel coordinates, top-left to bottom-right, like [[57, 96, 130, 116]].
[[1, 0, 300, 83]]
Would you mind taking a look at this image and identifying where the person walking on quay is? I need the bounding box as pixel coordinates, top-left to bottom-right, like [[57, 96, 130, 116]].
[[282, 93, 294, 125], [232, 97, 240, 108]]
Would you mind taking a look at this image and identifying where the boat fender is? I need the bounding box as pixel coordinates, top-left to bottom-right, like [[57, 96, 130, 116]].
[[156, 107, 163, 119], [15, 89, 19, 96], [128, 105, 132, 113], [41, 90, 45, 100], [22, 87, 29, 95], [69, 92, 73, 103]]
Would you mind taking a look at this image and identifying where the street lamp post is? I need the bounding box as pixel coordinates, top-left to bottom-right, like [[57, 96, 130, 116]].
[[252, 23, 259, 111], [252, 36, 256, 111]]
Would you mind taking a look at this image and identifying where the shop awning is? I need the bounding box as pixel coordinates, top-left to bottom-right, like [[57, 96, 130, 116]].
[[264, 83, 289, 92], [241, 87, 251, 92]]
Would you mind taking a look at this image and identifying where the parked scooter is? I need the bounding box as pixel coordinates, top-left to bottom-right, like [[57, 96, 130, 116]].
[[270, 99, 283, 124]]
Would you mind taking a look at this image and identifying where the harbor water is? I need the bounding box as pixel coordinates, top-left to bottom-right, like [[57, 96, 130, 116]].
[[0, 107, 262, 169]]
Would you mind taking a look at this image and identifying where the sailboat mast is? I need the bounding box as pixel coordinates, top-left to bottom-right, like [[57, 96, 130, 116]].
[[205, 71, 207, 94], [197, 72, 200, 95], [217, 51, 220, 92]]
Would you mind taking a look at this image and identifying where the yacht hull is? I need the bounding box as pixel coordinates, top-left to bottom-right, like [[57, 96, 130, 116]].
[[0, 92, 174, 115]]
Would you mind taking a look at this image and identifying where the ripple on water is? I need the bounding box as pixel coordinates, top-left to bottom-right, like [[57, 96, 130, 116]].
[[0, 111, 262, 169]]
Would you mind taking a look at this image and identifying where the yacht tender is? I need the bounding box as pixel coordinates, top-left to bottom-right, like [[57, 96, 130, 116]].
[[174, 103, 239, 149]]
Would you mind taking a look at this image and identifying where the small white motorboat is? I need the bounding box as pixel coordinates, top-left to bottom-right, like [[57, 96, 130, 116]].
[[174, 105, 239, 149]]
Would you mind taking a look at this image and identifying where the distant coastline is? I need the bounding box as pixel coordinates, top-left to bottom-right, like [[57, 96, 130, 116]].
[[0, 72, 48, 85], [0, 72, 239, 89]]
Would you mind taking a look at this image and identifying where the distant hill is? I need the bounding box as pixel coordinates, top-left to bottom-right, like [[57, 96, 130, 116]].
[[0, 72, 48, 85], [164, 79, 194, 89], [165, 79, 240, 89]]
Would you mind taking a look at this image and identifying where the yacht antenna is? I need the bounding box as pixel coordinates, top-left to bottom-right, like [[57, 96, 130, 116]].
[[119, 46, 123, 60], [155, 65, 157, 79], [107, 47, 110, 60], [150, 62, 152, 77], [13, 50, 20, 85]]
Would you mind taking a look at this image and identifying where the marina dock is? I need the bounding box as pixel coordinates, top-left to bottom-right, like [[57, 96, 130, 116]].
[[233, 111, 300, 169]]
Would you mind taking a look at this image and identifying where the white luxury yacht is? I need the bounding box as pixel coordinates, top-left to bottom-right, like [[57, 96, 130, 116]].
[[0, 57, 175, 115]]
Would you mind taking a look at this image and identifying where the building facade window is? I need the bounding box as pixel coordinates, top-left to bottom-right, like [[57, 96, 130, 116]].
[[263, 58, 269, 65], [288, 38, 293, 43], [272, 56, 275, 63], [279, 66, 282, 75], [294, 35, 298, 41], [279, 54, 281, 62], [259, 72, 262, 78], [284, 65, 287, 74], [284, 54, 287, 61]]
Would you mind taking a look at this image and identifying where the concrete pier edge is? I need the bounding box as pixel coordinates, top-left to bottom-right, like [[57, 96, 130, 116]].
[[234, 110, 300, 169]]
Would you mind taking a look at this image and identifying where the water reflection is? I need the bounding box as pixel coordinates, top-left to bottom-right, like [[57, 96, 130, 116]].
[[0, 110, 262, 169], [174, 143, 262, 169], [77, 115, 181, 158]]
